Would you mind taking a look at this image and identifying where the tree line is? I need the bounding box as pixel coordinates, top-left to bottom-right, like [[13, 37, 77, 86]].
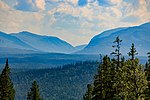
[[0, 59, 42, 100], [0, 36, 149, 100], [0, 58, 98, 100], [83, 36, 150, 100]]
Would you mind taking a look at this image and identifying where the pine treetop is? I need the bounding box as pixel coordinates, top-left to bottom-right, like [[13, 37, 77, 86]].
[[0, 58, 15, 100], [128, 43, 138, 60], [27, 80, 42, 100]]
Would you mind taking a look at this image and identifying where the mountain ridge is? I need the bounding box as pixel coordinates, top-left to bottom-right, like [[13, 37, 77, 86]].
[[0, 31, 37, 51], [0, 31, 85, 54], [76, 22, 150, 56], [0, 22, 150, 55], [11, 31, 75, 53]]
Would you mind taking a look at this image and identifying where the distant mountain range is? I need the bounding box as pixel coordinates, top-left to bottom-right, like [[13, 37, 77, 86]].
[[0, 22, 150, 55], [0, 31, 86, 54], [0, 31, 36, 50], [11, 31, 75, 53], [77, 22, 150, 56]]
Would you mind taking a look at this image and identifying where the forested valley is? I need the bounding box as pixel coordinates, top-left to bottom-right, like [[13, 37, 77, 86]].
[[0, 37, 149, 100], [0, 61, 98, 100]]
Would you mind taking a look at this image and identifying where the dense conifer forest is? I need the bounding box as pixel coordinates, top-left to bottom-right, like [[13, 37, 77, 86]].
[[0, 61, 98, 100], [0, 37, 149, 100]]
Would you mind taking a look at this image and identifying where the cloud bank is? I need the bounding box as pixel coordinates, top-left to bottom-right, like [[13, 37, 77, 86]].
[[0, 0, 150, 46]]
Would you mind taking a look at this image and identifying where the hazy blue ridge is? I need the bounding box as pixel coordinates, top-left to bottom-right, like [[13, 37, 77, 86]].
[[11, 31, 75, 53], [0, 22, 150, 55], [76, 22, 150, 56], [0, 31, 37, 51]]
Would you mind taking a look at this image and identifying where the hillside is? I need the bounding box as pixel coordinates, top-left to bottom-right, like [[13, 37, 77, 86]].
[[0, 31, 36, 51], [9, 61, 99, 100], [11, 31, 74, 53], [77, 22, 150, 56]]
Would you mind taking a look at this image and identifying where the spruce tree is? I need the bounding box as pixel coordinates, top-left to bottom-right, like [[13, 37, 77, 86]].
[[145, 52, 150, 99], [92, 63, 103, 100], [27, 81, 42, 100], [115, 44, 147, 99], [83, 84, 93, 100], [124, 58, 147, 99], [122, 43, 147, 100], [110, 36, 122, 98], [0, 58, 15, 100], [83, 37, 148, 100], [128, 43, 138, 60], [111, 36, 122, 67], [92, 55, 114, 100]]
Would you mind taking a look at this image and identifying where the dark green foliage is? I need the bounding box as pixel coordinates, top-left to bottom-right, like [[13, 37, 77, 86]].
[[121, 59, 147, 99], [84, 56, 147, 100], [148, 52, 150, 64], [83, 84, 93, 100], [145, 52, 150, 99], [84, 38, 148, 100], [27, 81, 42, 100], [128, 43, 138, 60], [0, 59, 15, 100], [111, 37, 123, 98], [92, 55, 115, 100], [11, 61, 98, 100]]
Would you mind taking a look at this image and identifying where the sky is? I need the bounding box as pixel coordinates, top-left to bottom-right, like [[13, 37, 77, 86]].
[[0, 0, 150, 46]]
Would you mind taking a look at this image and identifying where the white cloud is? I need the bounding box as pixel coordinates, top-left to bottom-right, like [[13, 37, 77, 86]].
[[66, 0, 78, 6], [35, 0, 45, 10], [109, 0, 122, 4], [0, 0, 150, 46], [121, 0, 150, 24]]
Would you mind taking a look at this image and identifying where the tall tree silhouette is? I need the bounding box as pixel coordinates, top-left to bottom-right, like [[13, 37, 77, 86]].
[[0, 58, 15, 100], [27, 81, 42, 100], [83, 84, 93, 100], [92, 55, 115, 100], [111, 36, 122, 67], [128, 43, 138, 60]]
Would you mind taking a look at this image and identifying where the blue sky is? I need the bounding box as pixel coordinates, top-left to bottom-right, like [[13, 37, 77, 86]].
[[0, 0, 150, 46]]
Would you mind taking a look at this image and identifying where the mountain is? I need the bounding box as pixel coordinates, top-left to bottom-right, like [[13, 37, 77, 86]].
[[77, 22, 150, 56], [91, 27, 126, 40], [11, 31, 74, 53], [0, 31, 36, 51]]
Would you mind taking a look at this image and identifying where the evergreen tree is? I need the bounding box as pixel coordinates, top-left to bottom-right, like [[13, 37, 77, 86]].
[[110, 36, 123, 98], [92, 55, 115, 100], [113, 58, 126, 99], [92, 63, 103, 100], [0, 58, 15, 100], [27, 81, 42, 100], [128, 43, 138, 60], [114, 44, 147, 99], [83, 37, 148, 100], [145, 52, 150, 99], [83, 84, 93, 100], [111, 36, 122, 67], [124, 59, 147, 99]]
